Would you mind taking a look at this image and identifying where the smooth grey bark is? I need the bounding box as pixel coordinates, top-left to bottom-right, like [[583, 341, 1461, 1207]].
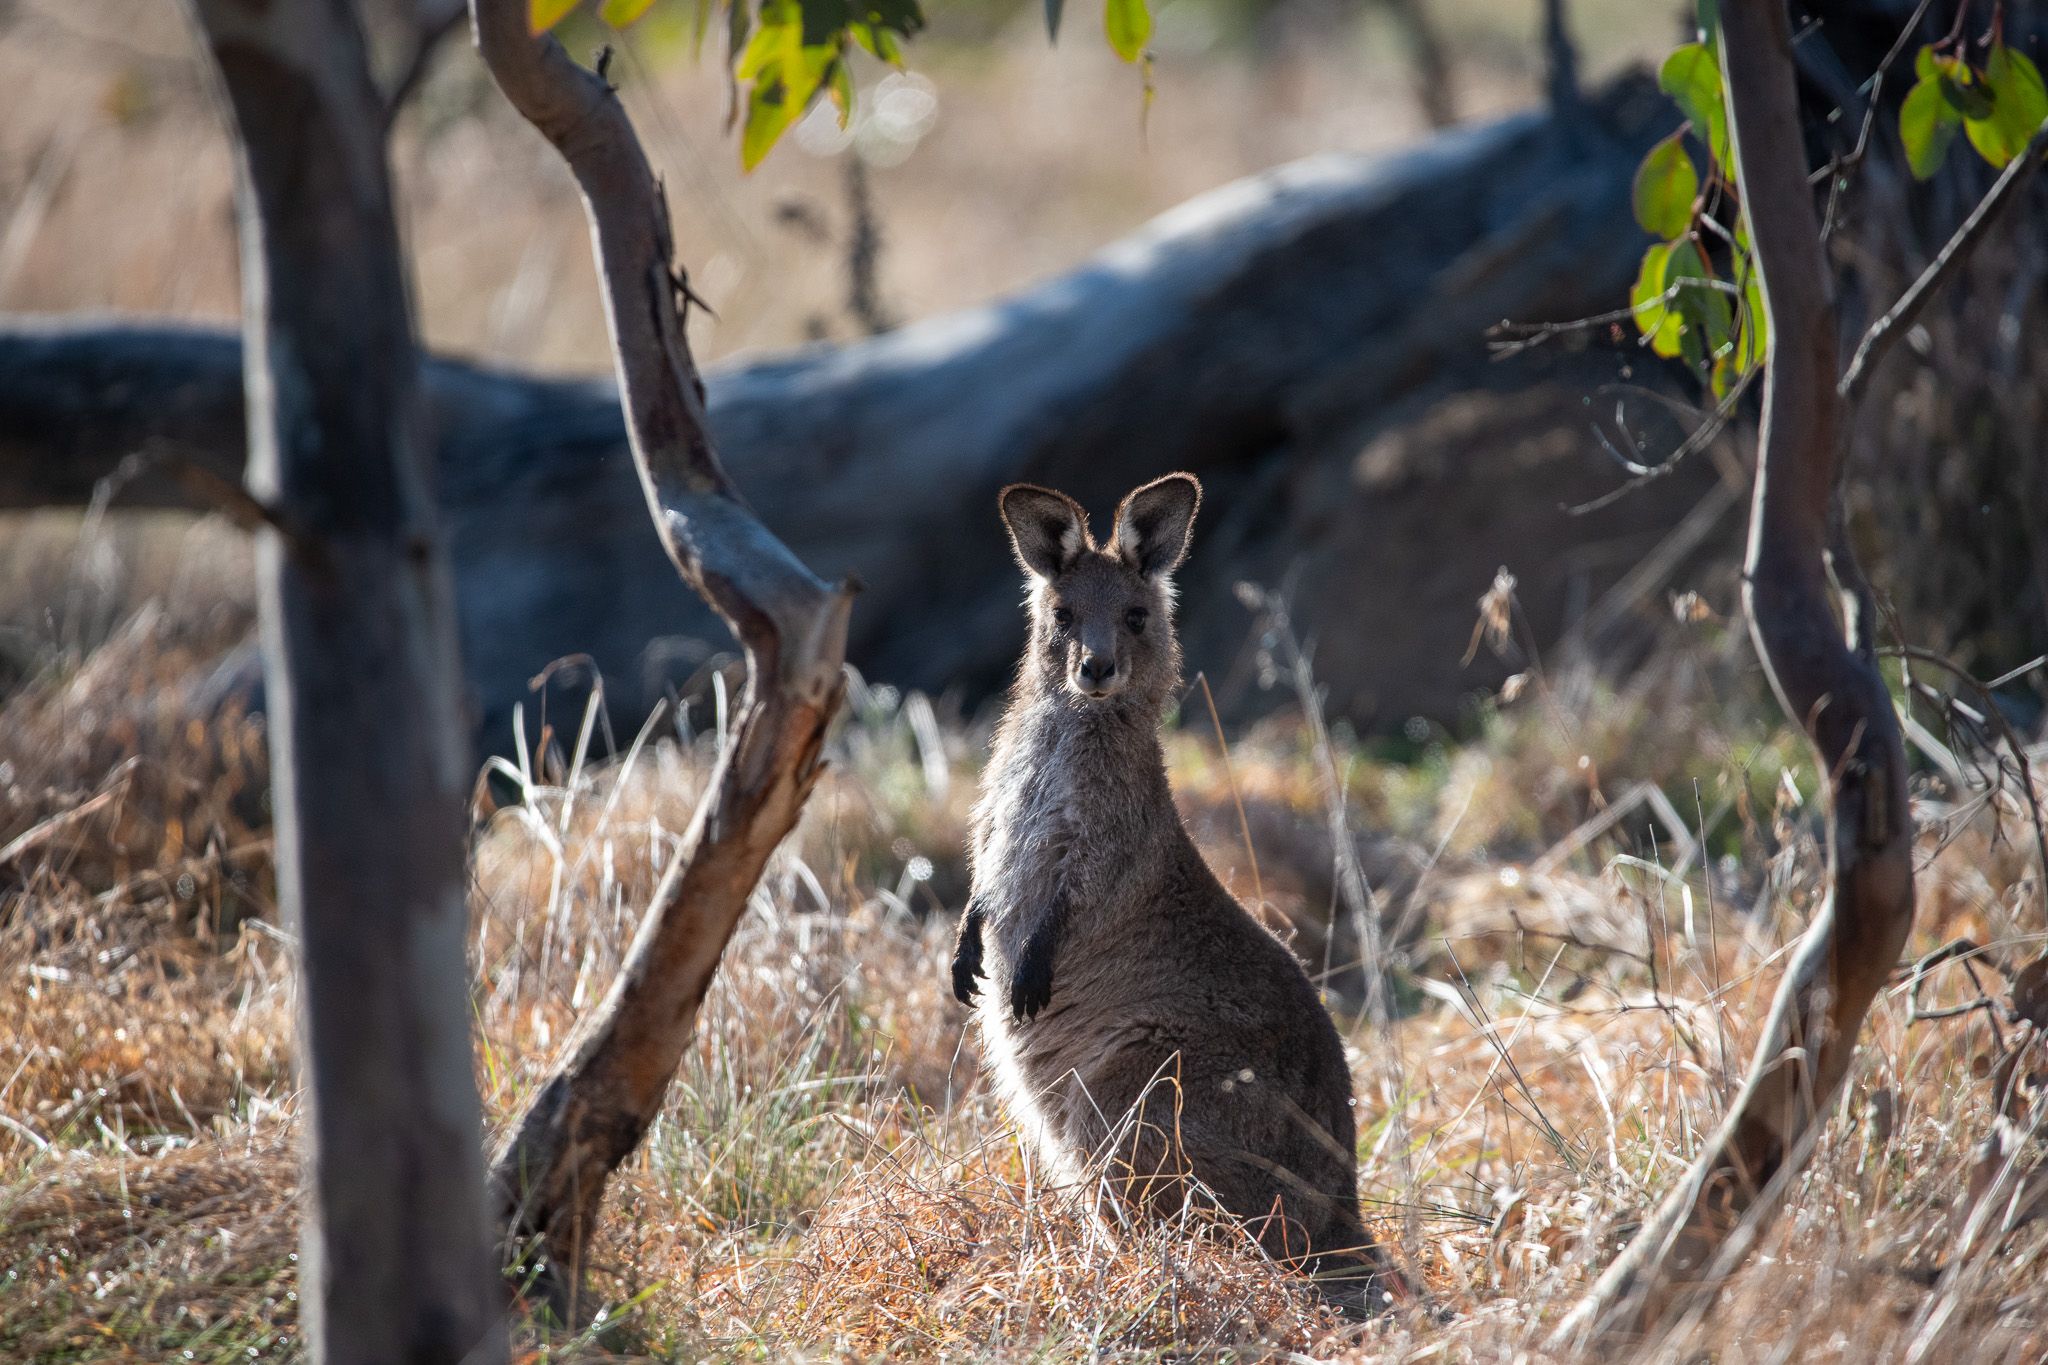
[[0, 77, 1669, 745], [179, 0, 504, 1359], [1555, 0, 1917, 1345], [465, 0, 854, 1322]]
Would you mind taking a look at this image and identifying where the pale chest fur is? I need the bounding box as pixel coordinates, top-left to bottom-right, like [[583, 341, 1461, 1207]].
[[969, 702, 1165, 954]]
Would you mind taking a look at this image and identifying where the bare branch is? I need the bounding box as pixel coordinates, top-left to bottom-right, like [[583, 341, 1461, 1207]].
[[1555, 0, 1917, 1344], [1838, 121, 2048, 407], [1883, 643, 2048, 905], [1813, 0, 1937, 241], [469, 0, 851, 694], [466, 0, 853, 1321]]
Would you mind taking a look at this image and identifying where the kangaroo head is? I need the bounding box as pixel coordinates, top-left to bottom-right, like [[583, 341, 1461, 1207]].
[[999, 473, 1201, 706]]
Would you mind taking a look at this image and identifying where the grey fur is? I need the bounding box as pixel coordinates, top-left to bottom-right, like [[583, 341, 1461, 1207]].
[[954, 473, 1400, 1314]]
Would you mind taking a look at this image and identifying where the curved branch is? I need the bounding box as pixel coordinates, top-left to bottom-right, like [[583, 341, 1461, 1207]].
[[469, 0, 849, 693], [466, 0, 853, 1321], [1556, 0, 1917, 1345]]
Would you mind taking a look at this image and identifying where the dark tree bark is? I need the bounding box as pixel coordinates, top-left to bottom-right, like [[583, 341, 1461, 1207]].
[[177, 0, 504, 1361], [0, 76, 1670, 743], [1555, 0, 1917, 1344], [464, 0, 855, 1323]]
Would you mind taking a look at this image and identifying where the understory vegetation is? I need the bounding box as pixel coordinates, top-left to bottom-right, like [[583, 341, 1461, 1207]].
[[1, 555, 2042, 1362]]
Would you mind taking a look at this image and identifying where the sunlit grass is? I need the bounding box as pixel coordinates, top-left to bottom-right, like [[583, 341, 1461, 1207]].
[[1, 606, 2043, 1361]]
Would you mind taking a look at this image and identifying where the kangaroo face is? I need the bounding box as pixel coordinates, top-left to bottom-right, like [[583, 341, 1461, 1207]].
[[999, 474, 1202, 706]]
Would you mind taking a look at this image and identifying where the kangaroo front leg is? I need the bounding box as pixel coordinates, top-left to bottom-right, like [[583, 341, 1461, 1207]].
[[951, 899, 987, 1005], [1009, 893, 1067, 1022]]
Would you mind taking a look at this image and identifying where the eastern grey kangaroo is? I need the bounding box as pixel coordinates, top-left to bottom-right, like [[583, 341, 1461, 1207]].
[[952, 473, 1400, 1314]]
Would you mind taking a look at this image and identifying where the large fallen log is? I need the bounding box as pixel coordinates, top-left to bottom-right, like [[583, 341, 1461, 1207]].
[[0, 78, 1701, 749]]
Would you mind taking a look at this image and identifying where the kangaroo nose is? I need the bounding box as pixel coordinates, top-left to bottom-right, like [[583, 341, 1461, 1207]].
[[1079, 655, 1116, 686]]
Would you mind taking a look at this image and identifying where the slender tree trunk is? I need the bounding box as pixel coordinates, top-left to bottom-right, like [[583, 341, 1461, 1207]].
[[1555, 0, 1916, 1345], [180, 0, 504, 1360], [466, 0, 855, 1322]]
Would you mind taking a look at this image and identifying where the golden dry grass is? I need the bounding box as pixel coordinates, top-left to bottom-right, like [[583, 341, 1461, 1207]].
[[4, 6, 2046, 1360], [2, 599, 2044, 1363]]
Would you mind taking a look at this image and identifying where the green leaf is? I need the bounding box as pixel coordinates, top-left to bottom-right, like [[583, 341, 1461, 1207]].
[[738, 0, 797, 80], [1914, 44, 1941, 83], [530, 0, 581, 34], [797, 0, 851, 46], [851, 23, 902, 62], [1695, 0, 1719, 53], [742, 73, 798, 169], [1631, 242, 1683, 358], [1727, 219, 1767, 378], [600, 0, 656, 26], [1667, 239, 1730, 365], [1046, 0, 1066, 42], [1632, 239, 1727, 365], [1900, 74, 1961, 179], [1632, 132, 1699, 238], [736, 0, 837, 170], [850, 0, 923, 63], [1966, 43, 2048, 167], [1941, 70, 1996, 120], [1660, 43, 1730, 171], [1104, 0, 1149, 63], [827, 55, 855, 127]]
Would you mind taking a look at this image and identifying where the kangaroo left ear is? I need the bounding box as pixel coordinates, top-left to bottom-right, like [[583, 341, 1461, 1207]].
[[1111, 473, 1201, 579]]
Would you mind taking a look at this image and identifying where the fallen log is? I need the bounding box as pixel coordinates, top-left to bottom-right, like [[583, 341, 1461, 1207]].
[[0, 77, 1696, 750]]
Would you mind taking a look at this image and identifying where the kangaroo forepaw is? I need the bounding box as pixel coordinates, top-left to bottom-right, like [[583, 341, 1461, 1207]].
[[1009, 933, 1055, 1021], [950, 936, 983, 1005]]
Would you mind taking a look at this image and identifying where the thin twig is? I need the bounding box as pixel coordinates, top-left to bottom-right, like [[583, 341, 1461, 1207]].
[[1839, 120, 2048, 406], [1813, 0, 1938, 241], [1190, 671, 1264, 913], [1882, 644, 2048, 911], [1567, 364, 1758, 515]]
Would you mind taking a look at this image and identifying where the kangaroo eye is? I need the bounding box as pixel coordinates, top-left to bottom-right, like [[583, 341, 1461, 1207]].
[[1125, 608, 1149, 634], [1052, 607, 1074, 630]]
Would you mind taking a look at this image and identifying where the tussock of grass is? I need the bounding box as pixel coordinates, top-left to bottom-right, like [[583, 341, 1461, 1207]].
[[1, 614, 2044, 1362], [0, 1130, 299, 1363]]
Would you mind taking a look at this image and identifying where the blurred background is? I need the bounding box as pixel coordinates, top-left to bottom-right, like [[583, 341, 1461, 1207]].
[[0, 0, 1667, 365], [3, 5, 2048, 1358]]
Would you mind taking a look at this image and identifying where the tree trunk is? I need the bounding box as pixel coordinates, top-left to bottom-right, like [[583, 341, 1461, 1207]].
[[465, 0, 854, 1323], [178, 1, 505, 1361], [0, 76, 1672, 743], [1554, 0, 1916, 1345]]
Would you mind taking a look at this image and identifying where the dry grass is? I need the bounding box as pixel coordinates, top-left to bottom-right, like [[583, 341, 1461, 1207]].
[[4, 6, 2046, 1359], [2, 593, 2044, 1363]]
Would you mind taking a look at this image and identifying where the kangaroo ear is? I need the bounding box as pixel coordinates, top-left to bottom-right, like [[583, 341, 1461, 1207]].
[[1000, 484, 1090, 580], [1111, 473, 1201, 579]]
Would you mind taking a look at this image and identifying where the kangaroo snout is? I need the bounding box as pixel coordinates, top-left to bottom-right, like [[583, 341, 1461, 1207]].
[[1076, 652, 1118, 694]]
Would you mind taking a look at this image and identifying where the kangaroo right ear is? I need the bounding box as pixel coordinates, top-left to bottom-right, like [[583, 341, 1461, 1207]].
[[1000, 484, 1089, 580]]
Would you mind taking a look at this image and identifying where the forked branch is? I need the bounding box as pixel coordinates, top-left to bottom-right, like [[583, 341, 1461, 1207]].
[[1555, 0, 1916, 1345], [468, 0, 854, 1320]]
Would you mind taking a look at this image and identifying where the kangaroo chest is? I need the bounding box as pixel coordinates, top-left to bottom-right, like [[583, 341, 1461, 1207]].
[[974, 713, 1167, 944]]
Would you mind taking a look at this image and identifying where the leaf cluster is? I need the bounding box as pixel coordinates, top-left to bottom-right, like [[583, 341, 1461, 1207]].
[[1628, 3, 1764, 400], [526, 0, 1159, 170], [1899, 39, 2048, 180], [526, 0, 925, 170]]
